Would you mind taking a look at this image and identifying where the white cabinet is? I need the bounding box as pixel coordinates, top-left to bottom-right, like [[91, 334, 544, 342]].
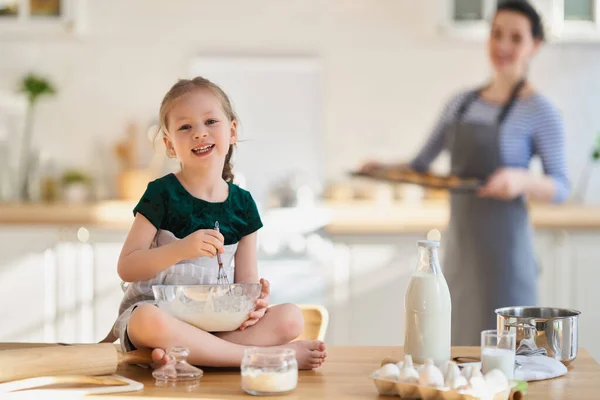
[[562, 232, 600, 362], [0, 226, 125, 344], [2, 222, 598, 362], [328, 229, 600, 362], [326, 233, 424, 346], [0, 227, 58, 342], [439, 0, 600, 43], [90, 230, 128, 342], [0, 224, 336, 344], [532, 230, 600, 362], [533, 231, 557, 307]]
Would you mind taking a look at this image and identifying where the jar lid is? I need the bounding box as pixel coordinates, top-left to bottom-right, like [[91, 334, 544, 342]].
[[244, 347, 296, 359]]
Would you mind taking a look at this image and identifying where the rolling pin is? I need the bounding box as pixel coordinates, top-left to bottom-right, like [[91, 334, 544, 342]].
[[0, 343, 153, 383]]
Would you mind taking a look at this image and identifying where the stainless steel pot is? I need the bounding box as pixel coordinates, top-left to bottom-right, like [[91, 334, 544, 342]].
[[495, 306, 580, 365]]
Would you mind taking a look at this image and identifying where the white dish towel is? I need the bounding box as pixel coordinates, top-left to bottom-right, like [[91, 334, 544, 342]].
[[514, 338, 567, 381], [513, 354, 567, 381]]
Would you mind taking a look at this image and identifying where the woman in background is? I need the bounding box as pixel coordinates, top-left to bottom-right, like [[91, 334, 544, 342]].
[[362, 1, 569, 345]]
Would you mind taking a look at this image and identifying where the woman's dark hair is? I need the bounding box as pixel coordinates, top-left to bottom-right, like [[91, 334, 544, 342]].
[[495, 0, 545, 41]]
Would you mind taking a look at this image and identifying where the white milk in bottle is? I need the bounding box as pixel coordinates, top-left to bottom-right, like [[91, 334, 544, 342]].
[[404, 240, 451, 365]]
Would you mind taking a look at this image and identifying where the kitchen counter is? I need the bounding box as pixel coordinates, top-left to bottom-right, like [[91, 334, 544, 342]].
[[0, 201, 137, 229], [3, 345, 598, 399], [324, 200, 600, 234], [1, 200, 600, 232]]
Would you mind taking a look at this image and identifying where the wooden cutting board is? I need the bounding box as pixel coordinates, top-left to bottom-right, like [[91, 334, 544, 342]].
[[0, 374, 143, 396]]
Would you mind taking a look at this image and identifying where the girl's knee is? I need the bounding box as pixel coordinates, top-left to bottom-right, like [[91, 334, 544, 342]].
[[128, 304, 171, 343], [275, 303, 304, 341]]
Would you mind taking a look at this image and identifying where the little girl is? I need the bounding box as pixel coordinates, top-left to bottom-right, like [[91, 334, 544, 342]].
[[108, 77, 326, 370]]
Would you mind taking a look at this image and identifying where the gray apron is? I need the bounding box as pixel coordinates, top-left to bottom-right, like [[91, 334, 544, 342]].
[[444, 80, 537, 346]]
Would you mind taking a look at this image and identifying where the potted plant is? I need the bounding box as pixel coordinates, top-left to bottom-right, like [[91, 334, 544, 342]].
[[18, 73, 56, 201], [61, 169, 92, 203]]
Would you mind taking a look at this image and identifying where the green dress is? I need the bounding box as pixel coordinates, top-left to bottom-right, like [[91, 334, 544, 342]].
[[133, 173, 263, 245], [111, 173, 263, 352]]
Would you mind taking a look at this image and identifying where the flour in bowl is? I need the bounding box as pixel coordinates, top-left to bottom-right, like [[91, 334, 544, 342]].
[[159, 287, 255, 332]]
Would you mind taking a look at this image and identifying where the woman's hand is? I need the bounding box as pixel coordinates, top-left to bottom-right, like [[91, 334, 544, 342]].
[[239, 278, 270, 331], [478, 168, 530, 200]]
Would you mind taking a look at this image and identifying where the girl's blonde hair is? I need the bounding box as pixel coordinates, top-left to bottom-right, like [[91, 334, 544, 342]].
[[158, 76, 237, 182]]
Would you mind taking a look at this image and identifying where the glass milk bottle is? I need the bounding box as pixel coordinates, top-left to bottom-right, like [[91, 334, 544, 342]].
[[404, 240, 451, 365]]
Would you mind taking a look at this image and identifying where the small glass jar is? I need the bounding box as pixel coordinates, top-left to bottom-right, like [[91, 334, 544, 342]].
[[241, 348, 298, 396]]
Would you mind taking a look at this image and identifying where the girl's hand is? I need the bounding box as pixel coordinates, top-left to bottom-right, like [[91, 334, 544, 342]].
[[180, 229, 224, 259], [478, 168, 530, 201], [240, 278, 270, 331]]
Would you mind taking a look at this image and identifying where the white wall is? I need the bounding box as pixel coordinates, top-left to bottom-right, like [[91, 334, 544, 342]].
[[0, 0, 599, 202]]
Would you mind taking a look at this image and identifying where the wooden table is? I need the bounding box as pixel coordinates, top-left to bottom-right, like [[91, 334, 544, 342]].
[[70, 346, 600, 399]]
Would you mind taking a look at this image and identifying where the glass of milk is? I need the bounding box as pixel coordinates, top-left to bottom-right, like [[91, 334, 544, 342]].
[[481, 330, 516, 379]]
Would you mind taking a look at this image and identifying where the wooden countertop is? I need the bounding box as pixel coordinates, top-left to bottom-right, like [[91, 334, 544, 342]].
[[0, 201, 137, 230], [324, 200, 600, 234], [1, 200, 600, 233], [3, 345, 597, 399]]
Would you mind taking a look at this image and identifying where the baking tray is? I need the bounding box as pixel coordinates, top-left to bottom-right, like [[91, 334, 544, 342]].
[[350, 169, 483, 191]]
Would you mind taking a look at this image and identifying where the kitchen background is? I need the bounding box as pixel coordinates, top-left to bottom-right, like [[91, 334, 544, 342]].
[[1, 0, 599, 361]]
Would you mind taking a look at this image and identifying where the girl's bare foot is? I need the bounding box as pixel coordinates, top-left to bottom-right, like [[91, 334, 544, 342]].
[[282, 340, 327, 370], [151, 348, 170, 368]]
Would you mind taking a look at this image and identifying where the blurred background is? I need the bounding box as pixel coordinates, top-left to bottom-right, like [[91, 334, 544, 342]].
[[0, 0, 599, 361]]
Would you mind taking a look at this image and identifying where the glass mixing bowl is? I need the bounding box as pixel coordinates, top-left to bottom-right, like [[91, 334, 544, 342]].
[[152, 283, 262, 332]]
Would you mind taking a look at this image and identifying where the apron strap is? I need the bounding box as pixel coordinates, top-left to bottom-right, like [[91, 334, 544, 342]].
[[455, 79, 526, 124], [455, 90, 482, 121], [496, 78, 526, 124]]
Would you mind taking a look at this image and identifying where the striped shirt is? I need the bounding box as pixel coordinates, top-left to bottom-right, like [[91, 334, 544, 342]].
[[410, 91, 570, 203]]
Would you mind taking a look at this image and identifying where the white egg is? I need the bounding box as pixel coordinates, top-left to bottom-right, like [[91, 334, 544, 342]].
[[378, 363, 401, 379], [438, 360, 452, 378], [418, 359, 445, 388], [484, 369, 509, 393], [470, 367, 483, 379], [450, 374, 469, 390], [468, 368, 489, 395], [444, 362, 468, 390], [462, 365, 474, 379], [398, 355, 419, 384]]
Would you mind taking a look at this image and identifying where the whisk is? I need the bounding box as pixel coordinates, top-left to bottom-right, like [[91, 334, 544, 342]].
[[214, 221, 231, 289]]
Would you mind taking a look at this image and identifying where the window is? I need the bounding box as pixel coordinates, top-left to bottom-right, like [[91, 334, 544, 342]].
[[440, 0, 600, 42], [564, 0, 595, 21], [550, 0, 600, 41], [439, 0, 499, 41], [0, 0, 84, 36], [454, 0, 485, 21]]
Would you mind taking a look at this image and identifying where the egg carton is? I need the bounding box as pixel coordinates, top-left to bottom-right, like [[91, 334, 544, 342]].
[[371, 374, 511, 400]]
